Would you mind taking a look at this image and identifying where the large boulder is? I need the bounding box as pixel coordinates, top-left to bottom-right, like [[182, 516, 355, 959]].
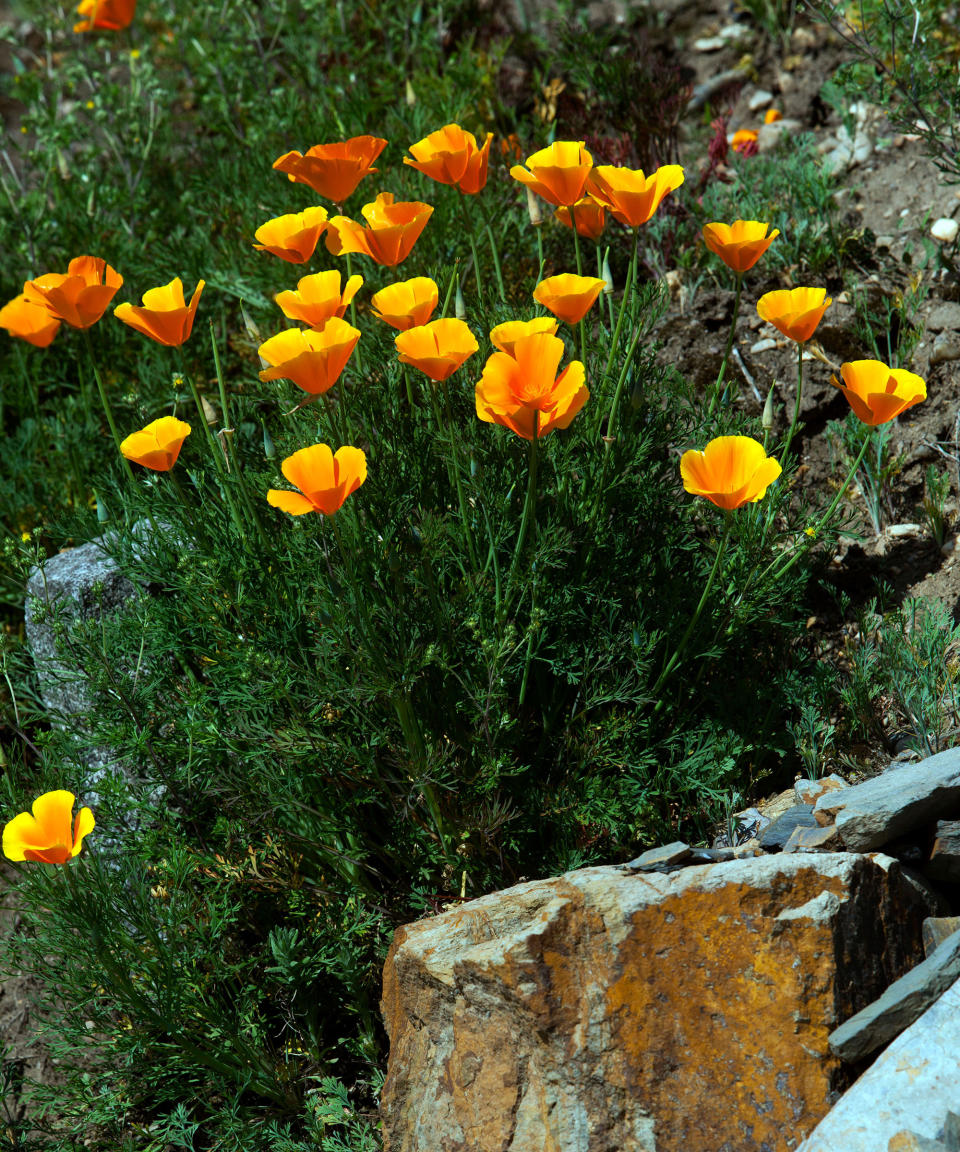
[[381, 853, 935, 1152]]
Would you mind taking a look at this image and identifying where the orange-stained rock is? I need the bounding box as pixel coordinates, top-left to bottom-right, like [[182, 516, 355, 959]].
[[381, 854, 935, 1152]]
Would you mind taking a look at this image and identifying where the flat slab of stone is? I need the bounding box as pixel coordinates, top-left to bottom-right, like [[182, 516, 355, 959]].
[[783, 824, 841, 853], [923, 916, 960, 958], [924, 820, 960, 883], [795, 775, 849, 806], [829, 924, 960, 1061], [382, 853, 935, 1152], [798, 977, 960, 1151], [814, 749, 960, 851], [758, 804, 817, 851]]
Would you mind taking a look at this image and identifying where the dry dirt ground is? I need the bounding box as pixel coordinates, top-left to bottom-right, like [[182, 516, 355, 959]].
[[4, 0, 960, 1134]]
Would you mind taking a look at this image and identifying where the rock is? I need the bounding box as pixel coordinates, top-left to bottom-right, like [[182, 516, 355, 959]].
[[755, 117, 802, 153], [759, 787, 799, 822], [797, 978, 960, 1151], [886, 523, 922, 538], [750, 337, 779, 354], [813, 749, 960, 851], [783, 824, 842, 853], [748, 88, 774, 111], [828, 925, 960, 1062], [922, 301, 960, 332], [693, 35, 726, 51], [931, 217, 959, 243], [795, 775, 849, 805], [622, 841, 690, 871], [923, 916, 960, 958], [925, 820, 960, 883], [381, 853, 935, 1152], [758, 803, 817, 851], [930, 333, 960, 365]]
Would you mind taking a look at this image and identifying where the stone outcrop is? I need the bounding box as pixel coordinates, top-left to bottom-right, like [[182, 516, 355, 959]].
[[381, 853, 935, 1152]]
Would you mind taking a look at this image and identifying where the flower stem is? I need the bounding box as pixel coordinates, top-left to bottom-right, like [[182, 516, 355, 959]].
[[441, 380, 479, 572], [780, 340, 805, 465], [570, 204, 583, 277], [475, 195, 507, 302], [599, 227, 639, 426], [456, 194, 484, 308], [505, 414, 540, 610], [82, 329, 135, 484], [708, 273, 744, 415]]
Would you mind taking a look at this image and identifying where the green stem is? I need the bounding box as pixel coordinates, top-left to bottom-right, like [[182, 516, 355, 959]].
[[441, 380, 479, 571], [181, 362, 245, 535], [708, 273, 744, 414], [82, 329, 135, 484], [571, 204, 583, 277], [505, 414, 540, 610], [780, 340, 805, 465], [456, 195, 484, 308], [599, 228, 639, 425], [475, 195, 507, 303]]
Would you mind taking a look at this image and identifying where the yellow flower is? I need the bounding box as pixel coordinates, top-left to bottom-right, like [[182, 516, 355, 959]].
[[267, 444, 367, 516], [3, 790, 95, 864], [585, 164, 684, 228], [757, 287, 832, 344], [680, 436, 782, 510], [701, 220, 779, 274], [120, 416, 192, 471], [831, 360, 927, 426]]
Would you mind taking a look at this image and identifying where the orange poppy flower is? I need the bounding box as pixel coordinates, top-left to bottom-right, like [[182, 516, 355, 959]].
[[757, 287, 832, 344], [475, 331, 588, 440], [114, 278, 204, 346], [680, 436, 782, 511], [253, 207, 329, 264], [585, 164, 684, 228], [274, 270, 363, 330], [489, 316, 558, 356], [370, 277, 438, 331], [0, 294, 61, 347], [831, 360, 927, 427], [553, 197, 606, 241], [267, 443, 367, 516], [533, 273, 605, 325], [395, 318, 479, 382], [120, 416, 192, 471], [731, 129, 759, 155], [24, 256, 123, 329], [764, 108, 783, 124], [325, 193, 433, 267], [74, 0, 135, 32], [404, 124, 494, 194], [702, 220, 779, 274], [510, 140, 594, 208], [2, 789, 94, 864], [258, 317, 360, 396], [272, 136, 387, 204]]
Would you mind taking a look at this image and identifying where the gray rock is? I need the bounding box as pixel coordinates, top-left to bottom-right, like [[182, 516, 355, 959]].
[[814, 749, 960, 851], [758, 804, 817, 851], [923, 301, 960, 332], [798, 977, 960, 1151], [930, 332, 960, 365], [828, 928, 960, 1061], [782, 824, 842, 853], [748, 88, 774, 111], [923, 916, 960, 958], [795, 774, 849, 806], [622, 841, 690, 871], [924, 820, 960, 883]]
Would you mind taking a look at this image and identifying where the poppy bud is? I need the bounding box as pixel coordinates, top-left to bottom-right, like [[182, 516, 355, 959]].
[[602, 254, 614, 295], [405, 78, 416, 108], [261, 418, 276, 460], [455, 277, 466, 321], [762, 384, 775, 430], [525, 186, 543, 228]]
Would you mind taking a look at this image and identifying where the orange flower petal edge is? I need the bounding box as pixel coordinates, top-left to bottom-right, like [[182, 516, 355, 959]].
[[510, 141, 594, 208], [757, 287, 832, 344], [74, 0, 135, 32], [702, 220, 780, 275], [533, 274, 605, 325], [395, 318, 479, 382], [0, 294, 61, 347], [404, 124, 494, 194], [24, 256, 123, 329], [272, 137, 387, 204]]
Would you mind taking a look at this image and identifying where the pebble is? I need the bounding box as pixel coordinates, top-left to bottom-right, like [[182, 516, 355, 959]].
[[795, 775, 849, 806], [756, 118, 801, 153], [886, 523, 922, 538], [750, 338, 779, 354], [930, 333, 960, 365], [748, 89, 774, 111], [931, 217, 959, 243], [923, 301, 960, 331]]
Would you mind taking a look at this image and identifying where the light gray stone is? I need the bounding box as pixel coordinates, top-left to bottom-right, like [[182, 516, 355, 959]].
[[622, 841, 690, 871], [798, 977, 960, 1151], [758, 804, 817, 851], [923, 916, 960, 958], [923, 301, 960, 332], [828, 926, 960, 1061], [931, 217, 959, 244], [814, 749, 960, 851], [795, 775, 849, 806], [930, 333, 960, 365]]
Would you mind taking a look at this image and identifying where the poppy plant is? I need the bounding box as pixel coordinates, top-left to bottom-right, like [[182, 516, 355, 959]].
[[731, 129, 759, 155], [395, 318, 479, 382], [489, 316, 558, 356], [3, 789, 94, 864], [114, 277, 205, 346], [476, 330, 588, 440], [120, 416, 192, 471], [74, 0, 135, 31], [272, 136, 387, 204], [510, 140, 594, 208], [370, 277, 438, 331], [533, 273, 606, 325], [25, 256, 123, 329], [702, 220, 780, 274], [403, 124, 494, 194], [0, 294, 61, 347], [267, 443, 367, 516], [258, 317, 360, 396], [831, 360, 927, 426], [326, 193, 433, 267], [274, 270, 363, 330], [757, 287, 832, 344], [554, 197, 606, 241], [585, 164, 685, 229], [680, 436, 782, 511], [253, 207, 329, 264]]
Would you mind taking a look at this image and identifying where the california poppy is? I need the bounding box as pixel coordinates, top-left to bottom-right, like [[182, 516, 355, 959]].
[[370, 277, 438, 331], [74, 0, 135, 32], [731, 129, 759, 155], [258, 318, 360, 396], [2, 790, 95, 864], [585, 164, 684, 228], [757, 287, 832, 344], [533, 273, 606, 325], [554, 197, 606, 241], [702, 220, 779, 274], [510, 141, 594, 208], [0, 294, 61, 347], [253, 207, 329, 264], [24, 256, 123, 329], [272, 136, 387, 204], [114, 278, 204, 346], [120, 416, 192, 471], [395, 319, 479, 382], [489, 316, 558, 356], [404, 124, 494, 194], [831, 360, 927, 427], [475, 331, 588, 440], [267, 443, 367, 516], [326, 193, 433, 267], [680, 436, 782, 511], [275, 270, 363, 330]]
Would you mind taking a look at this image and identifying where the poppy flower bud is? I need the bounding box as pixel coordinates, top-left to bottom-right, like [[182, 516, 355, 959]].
[[762, 385, 776, 430], [261, 419, 276, 460], [455, 278, 466, 321], [525, 186, 543, 228], [602, 254, 614, 295]]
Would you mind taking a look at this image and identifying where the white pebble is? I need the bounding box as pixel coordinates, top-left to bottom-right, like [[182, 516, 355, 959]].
[[931, 217, 959, 243]]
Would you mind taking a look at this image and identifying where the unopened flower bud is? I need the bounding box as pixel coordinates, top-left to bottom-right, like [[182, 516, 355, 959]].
[[201, 395, 218, 425], [762, 384, 775, 430], [525, 186, 543, 227], [261, 418, 276, 460], [602, 253, 614, 295], [405, 78, 416, 108], [455, 277, 466, 320]]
